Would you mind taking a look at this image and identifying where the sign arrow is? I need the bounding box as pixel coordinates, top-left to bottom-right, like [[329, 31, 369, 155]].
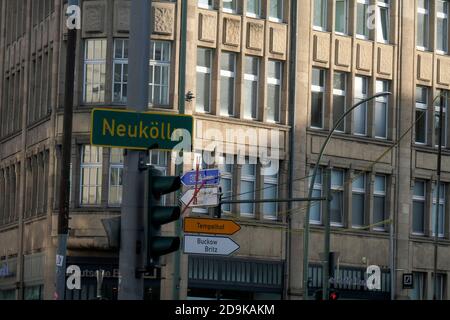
[[181, 187, 219, 207], [184, 217, 241, 235], [183, 235, 240, 256], [181, 169, 220, 186]]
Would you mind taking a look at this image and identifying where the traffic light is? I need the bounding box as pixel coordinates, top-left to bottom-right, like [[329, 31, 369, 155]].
[[314, 289, 340, 300], [146, 167, 182, 267]]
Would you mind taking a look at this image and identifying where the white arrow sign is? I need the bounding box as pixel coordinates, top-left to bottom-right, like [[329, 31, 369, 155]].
[[181, 187, 219, 207], [183, 235, 240, 256]]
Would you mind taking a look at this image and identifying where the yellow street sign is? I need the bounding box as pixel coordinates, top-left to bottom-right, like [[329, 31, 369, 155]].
[[184, 217, 241, 236]]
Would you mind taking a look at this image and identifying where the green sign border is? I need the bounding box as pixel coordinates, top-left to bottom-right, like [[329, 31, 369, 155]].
[[90, 108, 194, 151]]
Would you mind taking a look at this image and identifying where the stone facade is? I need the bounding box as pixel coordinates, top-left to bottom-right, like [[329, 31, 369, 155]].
[[0, 0, 449, 301]]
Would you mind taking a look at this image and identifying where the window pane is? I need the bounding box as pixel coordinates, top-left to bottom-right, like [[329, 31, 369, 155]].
[[335, 0, 347, 33], [240, 181, 255, 215], [373, 196, 386, 228], [267, 84, 280, 122], [357, 3, 369, 37], [196, 72, 210, 112], [245, 80, 258, 119], [269, 0, 283, 20], [377, 6, 389, 42], [352, 194, 365, 226], [247, 0, 260, 16], [220, 76, 235, 116], [415, 110, 427, 143], [413, 201, 425, 233], [354, 102, 367, 135], [331, 191, 343, 224], [312, 68, 325, 86], [311, 91, 324, 128], [333, 95, 346, 132], [313, 0, 327, 29], [375, 101, 387, 138]]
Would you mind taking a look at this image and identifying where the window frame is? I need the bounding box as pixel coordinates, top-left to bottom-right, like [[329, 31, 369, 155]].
[[432, 182, 446, 238], [412, 180, 427, 236], [436, 0, 448, 54], [417, 0, 430, 50], [267, 60, 282, 123], [373, 175, 387, 232], [240, 159, 257, 218], [415, 86, 429, 145], [246, 0, 261, 18], [376, 0, 390, 43], [434, 90, 448, 148], [263, 172, 279, 221], [354, 76, 369, 136], [330, 169, 344, 227], [356, 0, 370, 39], [333, 72, 347, 133], [335, 0, 349, 35], [196, 48, 213, 114], [83, 39, 107, 104], [112, 39, 128, 104], [148, 41, 171, 107], [375, 80, 390, 139], [244, 56, 260, 120], [269, 0, 283, 23], [223, 0, 237, 14], [310, 167, 323, 225], [311, 68, 326, 129], [220, 52, 237, 117], [79, 145, 103, 207], [351, 172, 366, 229], [108, 148, 124, 207], [198, 0, 213, 10], [313, 0, 328, 31]]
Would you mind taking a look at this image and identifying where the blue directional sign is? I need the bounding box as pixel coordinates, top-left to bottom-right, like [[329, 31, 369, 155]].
[[181, 169, 220, 187]]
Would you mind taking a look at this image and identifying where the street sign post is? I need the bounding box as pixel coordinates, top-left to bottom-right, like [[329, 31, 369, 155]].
[[183, 235, 240, 256], [181, 169, 220, 186], [184, 217, 241, 235], [91, 108, 193, 150], [181, 187, 219, 207]]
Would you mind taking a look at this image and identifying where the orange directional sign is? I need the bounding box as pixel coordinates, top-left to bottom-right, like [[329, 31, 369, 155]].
[[184, 217, 241, 236]]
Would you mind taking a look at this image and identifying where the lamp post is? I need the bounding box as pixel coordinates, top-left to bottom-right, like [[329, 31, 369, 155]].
[[302, 92, 392, 299], [433, 92, 449, 300]]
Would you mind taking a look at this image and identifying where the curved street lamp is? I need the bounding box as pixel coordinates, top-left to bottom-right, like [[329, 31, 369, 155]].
[[302, 91, 392, 299]]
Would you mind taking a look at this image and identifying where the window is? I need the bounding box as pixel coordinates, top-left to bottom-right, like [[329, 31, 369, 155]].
[[240, 159, 257, 217], [333, 72, 347, 132], [196, 48, 213, 113], [354, 77, 368, 135], [433, 273, 446, 300], [109, 149, 124, 206], [375, 80, 389, 139], [435, 90, 448, 147], [263, 172, 279, 220], [223, 0, 237, 13], [436, 0, 449, 53], [335, 0, 348, 34], [432, 182, 445, 238], [313, 0, 327, 30], [80, 146, 102, 206], [417, 0, 429, 49], [377, 0, 390, 43], [269, 0, 283, 22], [220, 52, 237, 117], [331, 169, 344, 226], [149, 41, 171, 106], [198, 0, 213, 9], [84, 39, 106, 103], [410, 272, 426, 300], [311, 68, 326, 128], [357, 0, 370, 39], [373, 175, 387, 231], [267, 60, 282, 122], [352, 173, 366, 228], [247, 0, 261, 18], [415, 86, 428, 144], [412, 180, 426, 235], [113, 39, 128, 103], [244, 56, 260, 120], [219, 155, 234, 213], [310, 168, 323, 224]]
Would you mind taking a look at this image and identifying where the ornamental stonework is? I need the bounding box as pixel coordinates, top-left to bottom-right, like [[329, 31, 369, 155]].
[[247, 21, 264, 51], [199, 12, 217, 43], [153, 5, 174, 35], [83, 1, 106, 34], [223, 17, 241, 47]]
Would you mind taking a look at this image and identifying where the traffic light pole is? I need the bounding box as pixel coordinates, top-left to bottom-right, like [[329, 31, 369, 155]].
[[118, 0, 151, 300], [55, 0, 79, 300], [322, 167, 331, 300]]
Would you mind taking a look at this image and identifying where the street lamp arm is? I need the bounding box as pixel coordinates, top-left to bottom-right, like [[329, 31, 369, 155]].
[[302, 91, 392, 299]]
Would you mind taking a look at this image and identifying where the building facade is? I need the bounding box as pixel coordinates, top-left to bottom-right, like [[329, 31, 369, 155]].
[[0, 0, 449, 300]]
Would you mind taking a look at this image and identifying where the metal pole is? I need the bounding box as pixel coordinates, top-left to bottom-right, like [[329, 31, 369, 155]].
[[118, 0, 151, 300], [220, 197, 327, 204], [322, 167, 331, 300], [433, 94, 444, 300], [172, 0, 188, 301], [55, 0, 79, 300], [302, 92, 391, 299]]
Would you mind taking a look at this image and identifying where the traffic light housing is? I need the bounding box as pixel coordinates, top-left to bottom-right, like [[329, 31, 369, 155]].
[[146, 167, 182, 267], [314, 289, 340, 300]]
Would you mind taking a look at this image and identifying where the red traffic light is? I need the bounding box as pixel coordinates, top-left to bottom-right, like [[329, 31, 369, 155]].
[[330, 291, 338, 300]]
